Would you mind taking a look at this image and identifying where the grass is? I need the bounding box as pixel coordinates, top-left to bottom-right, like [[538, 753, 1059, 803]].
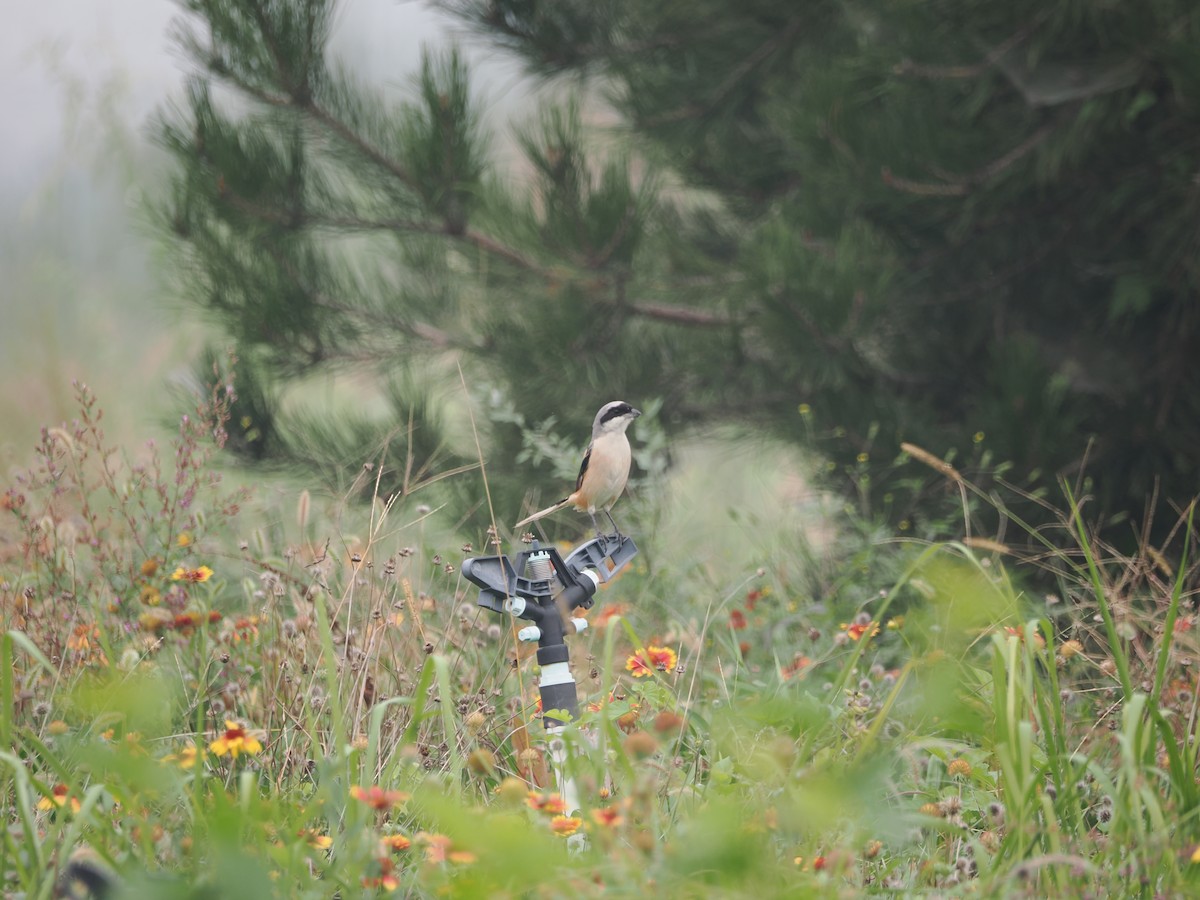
[[2, 378, 1199, 898]]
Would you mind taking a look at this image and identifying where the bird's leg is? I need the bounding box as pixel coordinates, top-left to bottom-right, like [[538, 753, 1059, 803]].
[[588, 511, 603, 540], [604, 509, 622, 539]]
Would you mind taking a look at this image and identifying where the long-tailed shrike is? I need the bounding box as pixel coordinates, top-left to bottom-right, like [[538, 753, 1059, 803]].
[[515, 401, 641, 535]]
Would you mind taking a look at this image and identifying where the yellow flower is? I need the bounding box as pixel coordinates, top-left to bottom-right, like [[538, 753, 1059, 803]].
[[177, 532, 192, 547], [163, 744, 204, 769], [209, 721, 263, 758], [37, 783, 81, 814], [549, 815, 583, 837], [299, 829, 333, 850], [171, 565, 213, 583]]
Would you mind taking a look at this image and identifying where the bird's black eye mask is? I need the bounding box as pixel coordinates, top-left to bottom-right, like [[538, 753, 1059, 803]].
[[599, 404, 633, 425]]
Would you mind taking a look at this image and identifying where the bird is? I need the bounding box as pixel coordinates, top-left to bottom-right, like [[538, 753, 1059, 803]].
[[515, 401, 641, 536]]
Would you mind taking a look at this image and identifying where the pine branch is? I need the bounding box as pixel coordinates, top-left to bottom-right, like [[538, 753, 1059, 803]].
[[881, 122, 1055, 196]]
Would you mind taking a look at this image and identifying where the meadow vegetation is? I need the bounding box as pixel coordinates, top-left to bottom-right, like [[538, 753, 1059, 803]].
[[2, 374, 1198, 898]]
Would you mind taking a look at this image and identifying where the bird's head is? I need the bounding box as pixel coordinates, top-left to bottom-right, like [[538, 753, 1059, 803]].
[[593, 401, 641, 436]]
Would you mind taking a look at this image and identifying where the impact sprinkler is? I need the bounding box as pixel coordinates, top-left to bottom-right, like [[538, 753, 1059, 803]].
[[461, 531, 638, 816]]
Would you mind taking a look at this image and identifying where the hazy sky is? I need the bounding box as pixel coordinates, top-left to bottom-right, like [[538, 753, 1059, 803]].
[[0, 0, 528, 193], [0, 0, 532, 449]]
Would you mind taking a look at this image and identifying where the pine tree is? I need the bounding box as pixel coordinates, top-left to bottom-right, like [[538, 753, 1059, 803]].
[[157, 0, 1200, 536]]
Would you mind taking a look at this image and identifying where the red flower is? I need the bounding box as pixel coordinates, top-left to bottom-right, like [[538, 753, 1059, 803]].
[[729, 609, 748, 630], [350, 785, 409, 810]]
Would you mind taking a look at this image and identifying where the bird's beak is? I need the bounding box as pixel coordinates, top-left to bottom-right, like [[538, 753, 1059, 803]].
[[631, 408, 642, 418]]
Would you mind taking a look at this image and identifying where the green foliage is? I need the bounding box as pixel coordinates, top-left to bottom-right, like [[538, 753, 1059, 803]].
[[3, 385, 1200, 896], [152, 0, 1200, 542]]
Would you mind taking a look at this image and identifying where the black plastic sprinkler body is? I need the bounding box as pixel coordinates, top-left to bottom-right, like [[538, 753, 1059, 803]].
[[462, 532, 638, 729]]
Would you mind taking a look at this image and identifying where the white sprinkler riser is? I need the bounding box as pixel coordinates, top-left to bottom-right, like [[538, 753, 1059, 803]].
[[539, 661, 574, 687]]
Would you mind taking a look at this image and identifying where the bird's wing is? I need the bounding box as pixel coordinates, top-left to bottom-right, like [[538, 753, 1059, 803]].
[[574, 441, 594, 492]]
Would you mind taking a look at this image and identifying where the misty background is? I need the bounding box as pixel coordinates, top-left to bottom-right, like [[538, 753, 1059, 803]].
[[0, 0, 528, 462]]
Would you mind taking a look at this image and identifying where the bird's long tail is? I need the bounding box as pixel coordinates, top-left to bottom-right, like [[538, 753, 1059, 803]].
[[514, 497, 571, 529]]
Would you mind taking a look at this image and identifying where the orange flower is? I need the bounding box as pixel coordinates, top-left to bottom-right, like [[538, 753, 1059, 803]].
[[227, 616, 260, 643], [625, 651, 653, 678], [591, 805, 624, 828], [417, 832, 475, 864], [526, 791, 567, 815], [729, 609, 748, 630], [361, 857, 399, 891], [550, 815, 583, 837], [350, 785, 409, 810], [782, 655, 812, 681], [380, 833, 411, 852], [208, 720, 263, 758], [1002, 626, 1046, 648], [37, 783, 81, 814], [299, 829, 333, 850], [173, 611, 204, 631], [840, 621, 880, 641], [171, 565, 213, 583], [625, 645, 678, 678], [594, 604, 628, 627], [65, 624, 97, 653]]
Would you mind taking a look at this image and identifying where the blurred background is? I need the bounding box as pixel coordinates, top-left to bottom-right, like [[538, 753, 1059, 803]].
[[0, 0, 525, 456], [5, 1, 1198, 549]]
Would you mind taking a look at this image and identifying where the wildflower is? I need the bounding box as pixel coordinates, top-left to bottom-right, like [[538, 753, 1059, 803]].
[[918, 802, 941, 818], [886, 616, 904, 630], [646, 646, 678, 671], [140, 558, 160, 577], [139, 585, 162, 606], [466, 748, 496, 775], [66, 624, 99, 653], [139, 609, 174, 632], [417, 832, 475, 864], [37, 783, 81, 814], [729, 609, 748, 630], [1059, 639, 1085, 660], [47, 720, 69, 736], [163, 744, 204, 770], [813, 855, 827, 871], [652, 710, 685, 734], [745, 587, 769, 610], [1191, 845, 1200, 864], [550, 815, 583, 837], [947, 759, 972, 778], [593, 604, 627, 629], [227, 616, 260, 643], [840, 621, 880, 641], [1002, 626, 1046, 649], [526, 792, 567, 815], [591, 805, 624, 828], [172, 611, 204, 631], [380, 833, 411, 852], [177, 532, 192, 547], [494, 777, 529, 806], [781, 654, 812, 682], [171, 565, 213, 584], [361, 857, 399, 891], [624, 647, 654, 677], [863, 839, 883, 859], [299, 829, 333, 850], [623, 731, 659, 759], [208, 721, 263, 758], [350, 785, 409, 810]]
